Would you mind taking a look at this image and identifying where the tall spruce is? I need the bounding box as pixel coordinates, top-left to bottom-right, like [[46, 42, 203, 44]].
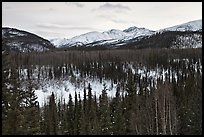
[[73, 92, 80, 135], [67, 94, 74, 134], [98, 84, 111, 135], [48, 92, 58, 135], [23, 77, 40, 135], [110, 86, 125, 135]]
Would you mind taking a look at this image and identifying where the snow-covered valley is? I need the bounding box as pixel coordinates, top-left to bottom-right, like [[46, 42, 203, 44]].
[[18, 57, 202, 107]]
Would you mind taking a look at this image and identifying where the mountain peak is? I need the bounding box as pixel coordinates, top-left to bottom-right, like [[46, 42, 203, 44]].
[[123, 26, 139, 32]]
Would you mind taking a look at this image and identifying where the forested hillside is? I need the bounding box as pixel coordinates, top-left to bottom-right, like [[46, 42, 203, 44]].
[[2, 27, 55, 52]]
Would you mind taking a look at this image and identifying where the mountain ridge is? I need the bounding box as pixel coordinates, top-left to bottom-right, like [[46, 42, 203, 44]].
[[158, 19, 202, 32], [2, 19, 202, 52], [50, 19, 202, 48]]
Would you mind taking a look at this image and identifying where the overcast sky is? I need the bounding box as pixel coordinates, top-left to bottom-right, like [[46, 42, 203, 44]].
[[2, 2, 202, 39]]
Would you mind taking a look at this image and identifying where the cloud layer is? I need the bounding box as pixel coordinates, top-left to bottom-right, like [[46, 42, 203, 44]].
[[2, 2, 201, 39], [93, 2, 130, 13], [98, 3, 130, 10], [36, 23, 96, 30], [65, 2, 84, 8]]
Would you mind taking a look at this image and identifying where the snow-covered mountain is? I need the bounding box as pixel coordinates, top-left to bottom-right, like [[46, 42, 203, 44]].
[[159, 19, 202, 32], [50, 27, 155, 48], [51, 19, 202, 48]]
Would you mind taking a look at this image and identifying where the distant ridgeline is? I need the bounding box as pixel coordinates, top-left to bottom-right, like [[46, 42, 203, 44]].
[[2, 19, 202, 52]]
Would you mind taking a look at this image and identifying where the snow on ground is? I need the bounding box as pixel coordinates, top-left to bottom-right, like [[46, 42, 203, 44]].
[[172, 33, 202, 49], [20, 59, 201, 107], [31, 65, 176, 107], [35, 78, 117, 107]]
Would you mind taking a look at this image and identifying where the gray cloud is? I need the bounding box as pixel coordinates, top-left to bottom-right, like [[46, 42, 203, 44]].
[[65, 2, 84, 8], [111, 19, 133, 24], [48, 7, 55, 11], [94, 3, 130, 11], [34, 30, 61, 35], [36, 23, 95, 30], [97, 14, 135, 24]]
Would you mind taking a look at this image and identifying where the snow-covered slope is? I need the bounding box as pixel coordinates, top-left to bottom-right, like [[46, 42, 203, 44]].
[[159, 19, 202, 32], [123, 26, 155, 39], [51, 19, 202, 48], [63, 31, 113, 46], [49, 38, 69, 48]]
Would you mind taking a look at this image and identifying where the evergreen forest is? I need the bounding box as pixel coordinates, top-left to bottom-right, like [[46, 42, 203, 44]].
[[2, 44, 202, 135]]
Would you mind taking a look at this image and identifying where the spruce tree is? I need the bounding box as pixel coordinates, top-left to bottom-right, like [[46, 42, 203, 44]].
[[98, 84, 111, 135], [23, 77, 41, 135], [125, 71, 137, 134], [79, 87, 88, 134], [110, 86, 125, 135], [77, 93, 83, 135], [67, 94, 74, 134], [87, 83, 93, 134], [73, 92, 80, 135], [48, 92, 58, 135]]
